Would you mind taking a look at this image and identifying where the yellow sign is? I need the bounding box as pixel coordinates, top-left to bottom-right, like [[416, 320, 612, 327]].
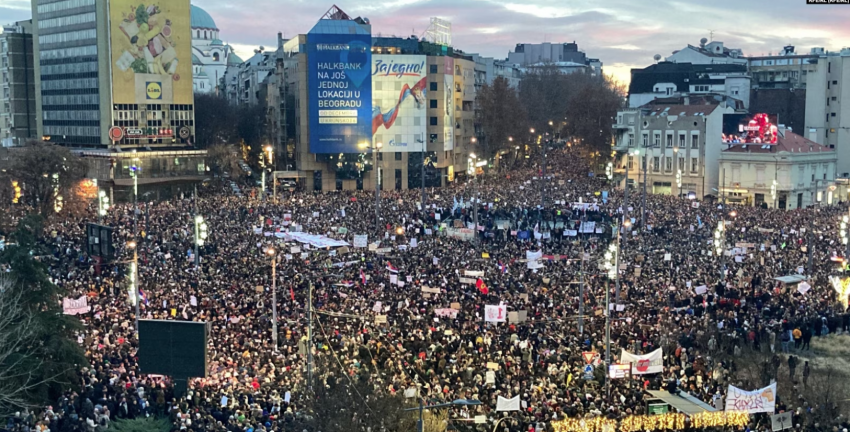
[[110, 0, 192, 104], [145, 82, 162, 99]]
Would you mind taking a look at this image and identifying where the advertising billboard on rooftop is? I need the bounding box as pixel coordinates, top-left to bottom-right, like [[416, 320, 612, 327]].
[[307, 33, 373, 153], [722, 113, 779, 145], [110, 0, 193, 105], [371, 55, 427, 153]]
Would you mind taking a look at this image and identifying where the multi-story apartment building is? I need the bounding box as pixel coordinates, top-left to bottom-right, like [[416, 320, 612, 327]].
[[0, 21, 36, 147], [666, 40, 747, 65], [613, 102, 734, 199], [628, 61, 751, 109], [804, 49, 850, 177], [507, 42, 602, 76], [31, 0, 203, 200], [248, 11, 477, 192]]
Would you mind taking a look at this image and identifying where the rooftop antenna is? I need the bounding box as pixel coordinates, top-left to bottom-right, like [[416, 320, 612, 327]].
[[708, 30, 715, 41]]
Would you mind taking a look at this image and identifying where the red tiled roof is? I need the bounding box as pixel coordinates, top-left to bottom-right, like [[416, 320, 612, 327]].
[[723, 130, 833, 154]]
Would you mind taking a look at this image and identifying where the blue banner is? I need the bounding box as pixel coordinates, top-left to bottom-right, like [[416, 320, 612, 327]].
[[307, 33, 372, 153]]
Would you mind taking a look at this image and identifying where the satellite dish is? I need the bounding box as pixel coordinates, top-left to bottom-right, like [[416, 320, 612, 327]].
[[653, 54, 661, 62], [700, 37, 708, 47], [362, 17, 370, 24]]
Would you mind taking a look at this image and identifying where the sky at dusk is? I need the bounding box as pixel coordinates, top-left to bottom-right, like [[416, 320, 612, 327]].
[[2, 0, 850, 84]]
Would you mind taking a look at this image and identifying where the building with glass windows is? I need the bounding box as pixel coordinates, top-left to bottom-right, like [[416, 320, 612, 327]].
[[31, 0, 204, 201]]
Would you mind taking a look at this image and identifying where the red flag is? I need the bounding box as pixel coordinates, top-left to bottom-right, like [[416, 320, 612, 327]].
[[361, 269, 367, 285], [476, 278, 489, 295], [290, 285, 295, 302]]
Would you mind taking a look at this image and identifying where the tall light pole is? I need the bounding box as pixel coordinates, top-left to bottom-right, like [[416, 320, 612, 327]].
[[128, 240, 139, 333], [469, 151, 480, 243], [265, 145, 274, 203], [97, 189, 110, 224], [266, 248, 278, 352], [420, 139, 426, 210], [360, 142, 383, 231], [194, 214, 207, 268]]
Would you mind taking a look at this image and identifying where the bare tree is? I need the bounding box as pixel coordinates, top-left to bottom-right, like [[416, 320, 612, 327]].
[[0, 275, 68, 418], [5, 141, 88, 217], [206, 144, 242, 178], [477, 77, 527, 162]]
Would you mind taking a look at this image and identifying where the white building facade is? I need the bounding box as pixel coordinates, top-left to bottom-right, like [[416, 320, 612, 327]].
[[190, 5, 242, 94], [613, 103, 733, 199], [804, 49, 850, 177], [719, 130, 837, 209]]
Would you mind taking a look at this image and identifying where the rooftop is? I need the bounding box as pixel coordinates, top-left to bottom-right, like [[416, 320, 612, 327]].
[[642, 104, 719, 117], [191, 5, 218, 30]]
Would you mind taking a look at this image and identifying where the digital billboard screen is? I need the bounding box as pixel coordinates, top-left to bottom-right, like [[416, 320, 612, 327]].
[[371, 55, 427, 152], [308, 33, 372, 153], [722, 113, 779, 144], [443, 57, 455, 151]]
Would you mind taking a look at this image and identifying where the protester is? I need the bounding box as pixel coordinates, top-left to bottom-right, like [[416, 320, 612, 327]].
[[4, 145, 850, 432]]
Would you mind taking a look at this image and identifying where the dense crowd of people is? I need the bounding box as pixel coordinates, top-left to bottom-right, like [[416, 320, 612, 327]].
[[3, 145, 850, 432]]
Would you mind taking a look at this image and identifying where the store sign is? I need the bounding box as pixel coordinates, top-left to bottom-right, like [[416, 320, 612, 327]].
[[123, 127, 174, 138]]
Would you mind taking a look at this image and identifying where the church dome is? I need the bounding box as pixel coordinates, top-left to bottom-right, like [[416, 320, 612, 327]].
[[191, 5, 218, 30]]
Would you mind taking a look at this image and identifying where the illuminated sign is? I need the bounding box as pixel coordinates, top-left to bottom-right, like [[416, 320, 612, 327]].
[[123, 127, 174, 138], [307, 32, 372, 153], [722, 113, 779, 144]]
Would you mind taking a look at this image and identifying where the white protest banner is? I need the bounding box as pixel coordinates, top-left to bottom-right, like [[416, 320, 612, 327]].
[[464, 270, 485, 277], [527, 260, 544, 270], [484, 304, 507, 323], [372, 302, 383, 313], [291, 246, 301, 254], [421, 286, 441, 294], [797, 281, 811, 295], [564, 229, 578, 237], [459, 277, 476, 285], [63, 296, 90, 315], [434, 308, 459, 319], [389, 274, 398, 285], [771, 412, 793, 432], [664, 253, 672, 261], [620, 348, 663, 374], [695, 285, 708, 295], [725, 383, 777, 414], [496, 396, 520, 412], [485, 370, 496, 384], [353, 235, 368, 248], [375, 315, 388, 324], [410, 238, 418, 248], [526, 250, 543, 261], [288, 232, 350, 248]]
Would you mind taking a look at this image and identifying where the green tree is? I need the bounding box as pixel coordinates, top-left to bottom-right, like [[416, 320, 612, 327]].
[[562, 75, 626, 154], [110, 417, 172, 432], [0, 214, 86, 412], [477, 77, 527, 161]]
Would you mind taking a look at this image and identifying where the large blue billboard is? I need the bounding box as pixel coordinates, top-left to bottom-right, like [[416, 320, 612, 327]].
[[307, 33, 372, 153]]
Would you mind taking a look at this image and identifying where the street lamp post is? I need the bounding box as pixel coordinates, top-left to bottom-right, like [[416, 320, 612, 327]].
[[404, 399, 481, 432], [469, 152, 480, 244], [128, 241, 139, 333], [265, 145, 274, 203], [360, 141, 384, 231], [266, 248, 278, 352]]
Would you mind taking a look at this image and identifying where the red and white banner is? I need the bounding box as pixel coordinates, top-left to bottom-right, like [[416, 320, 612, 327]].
[[725, 383, 777, 414], [620, 348, 663, 375], [63, 296, 91, 315], [484, 305, 506, 323]]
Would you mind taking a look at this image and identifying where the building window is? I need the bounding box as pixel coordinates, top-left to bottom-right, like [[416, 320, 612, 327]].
[[430, 117, 438, 126], [678, 158, 685, 172], [213, 52, 219, 62], [429, 82, 437, 91], [678, 134, 685, 148], [628, 134, 634, 147], [653, 133, 660, 147], [666, 134, 673, 148], [691, 157, 698, 173], [665, 157, 672, 171], [430, 99, 438, 109], [652, 157, 660, 172], [642, 133, 648, 147], [691, 135, 698, 148], [395, 152, 402, 161], [429, 64, 437, 74], [628, 156, 634, 169]]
